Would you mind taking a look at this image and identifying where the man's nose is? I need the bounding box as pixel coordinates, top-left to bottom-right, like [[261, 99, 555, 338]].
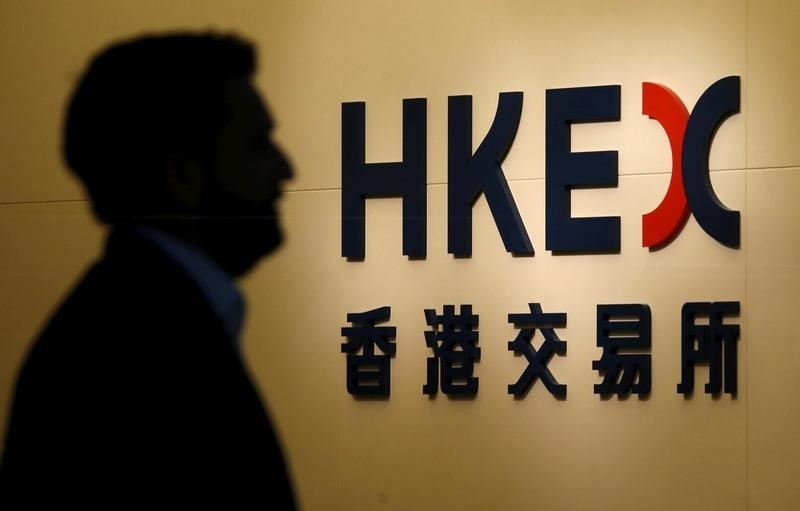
[[267, 139, 293, 181], [275, 146, 293, 181]]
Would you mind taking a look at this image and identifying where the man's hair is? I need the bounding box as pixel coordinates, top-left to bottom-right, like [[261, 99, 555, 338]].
[[64, 33, 255, 222]]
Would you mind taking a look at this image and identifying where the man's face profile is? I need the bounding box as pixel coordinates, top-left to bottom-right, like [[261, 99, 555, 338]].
[[63, 34, 292, 278], [191, 78, 293, 277]]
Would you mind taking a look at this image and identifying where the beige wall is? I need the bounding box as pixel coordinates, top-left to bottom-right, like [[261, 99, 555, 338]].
[[1, 1, 799, 509]]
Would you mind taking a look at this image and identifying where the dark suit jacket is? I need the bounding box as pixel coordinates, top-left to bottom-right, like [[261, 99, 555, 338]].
[[0, 229, 296, 508]]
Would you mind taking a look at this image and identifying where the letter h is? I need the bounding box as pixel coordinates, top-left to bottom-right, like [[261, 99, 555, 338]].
[[342, 99, 427, 259]]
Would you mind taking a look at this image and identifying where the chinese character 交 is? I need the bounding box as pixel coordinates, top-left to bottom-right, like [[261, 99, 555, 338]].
[[507, 303, 567, 398]]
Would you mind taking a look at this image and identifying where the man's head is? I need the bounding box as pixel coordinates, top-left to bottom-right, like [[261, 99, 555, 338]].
[[64, 33, 292, 276]]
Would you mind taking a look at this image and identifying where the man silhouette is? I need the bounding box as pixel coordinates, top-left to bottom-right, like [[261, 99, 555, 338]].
[[0, 34, 297, 508]]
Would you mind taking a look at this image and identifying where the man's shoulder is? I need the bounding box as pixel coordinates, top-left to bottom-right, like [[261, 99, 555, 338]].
[[71, 228, 208, 307], [33, 229, 223, 358], [15, 228, 233, 402]]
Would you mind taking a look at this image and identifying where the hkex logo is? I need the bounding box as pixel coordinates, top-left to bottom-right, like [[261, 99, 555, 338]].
[[342, 76, 741, 259]]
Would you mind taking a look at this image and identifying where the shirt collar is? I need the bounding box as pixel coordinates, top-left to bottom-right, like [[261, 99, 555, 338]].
[[132, 226, 245, 346]]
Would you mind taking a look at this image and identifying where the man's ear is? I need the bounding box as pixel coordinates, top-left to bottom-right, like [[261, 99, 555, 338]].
[[163, 154, 209, 207]]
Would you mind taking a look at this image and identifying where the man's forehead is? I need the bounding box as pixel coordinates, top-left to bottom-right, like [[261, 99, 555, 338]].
[[223, 77, 272, 130]]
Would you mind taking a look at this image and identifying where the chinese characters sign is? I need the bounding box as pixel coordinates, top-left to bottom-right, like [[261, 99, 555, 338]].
[[341, 302, 740, 399]]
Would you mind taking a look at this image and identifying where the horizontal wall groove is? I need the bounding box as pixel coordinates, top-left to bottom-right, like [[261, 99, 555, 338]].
[[0, 199, 87, 208], [7, 169, 795, 203]]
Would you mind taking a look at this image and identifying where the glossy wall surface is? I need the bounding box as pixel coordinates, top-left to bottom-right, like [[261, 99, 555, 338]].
[[1, 1, 798, 509]]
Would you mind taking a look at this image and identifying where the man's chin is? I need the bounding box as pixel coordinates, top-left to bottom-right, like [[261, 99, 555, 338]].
[[210, 220, 283, 278]]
